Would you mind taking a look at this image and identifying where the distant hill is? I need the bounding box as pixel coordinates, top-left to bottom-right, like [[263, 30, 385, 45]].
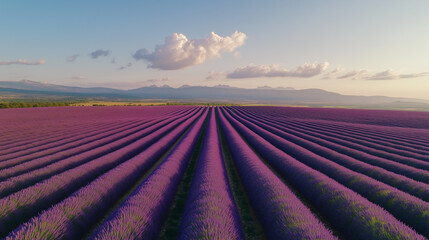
[[0, 80, 124, 94], [1, 80, 428, 111]]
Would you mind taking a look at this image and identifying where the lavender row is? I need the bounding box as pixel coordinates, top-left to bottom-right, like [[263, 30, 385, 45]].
[[0, 108, 203, 236], [236, 109, 429, 199], [0, 109, 172, 151], [236, 107, 429, 161], [234, 108, 429, 178], [0, 106, 193, 149], [0, 119, 143, 163], [0, 116, 107, 142], [269, 106, 429, 144], [0, 107, 196, 169], [240, 106, 429, 132], [0, 105, 192, 127], [258, 113, 429, 163], [0, 107, 201, 198], [0, 121, 110, 152], [225, 108, 429, 237], [283, 116, 429, 156], [233, 108, 429, 185], [218, 108, 337, 239], [0, 105, 171, 147], [221, 108, 426, 239], [0, 108, 194, 177], [0, 119, 160, 183], [237, 107, 429, 157], [296, 118, 429, 147], [5, 108, 205, 240], [0, 119, 157, 174], [0, 108, 194, 169], [241, 106, 429, 145], [91, 107, 208, 240], [177, 109, 244, 240], [0, 105, 197, 153]]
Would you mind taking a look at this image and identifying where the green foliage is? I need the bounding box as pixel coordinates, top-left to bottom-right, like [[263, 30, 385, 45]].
[[0, 101, 240, 108], [0, 101, 75, 109]]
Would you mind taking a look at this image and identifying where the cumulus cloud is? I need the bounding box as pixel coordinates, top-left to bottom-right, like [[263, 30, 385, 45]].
[[133, 31, 247, 70], [227, 62, 329, 79], [365, 69, 428, 80], [336, 69, 428, 80], [206, 71, 227, 80], [67, 54, 80, 62], [337, 69, 369, 79], [322, 67, 342, 79], [0, 59, 45, 66], [119, 62, 133, 70], [90, 49, 110, 59]]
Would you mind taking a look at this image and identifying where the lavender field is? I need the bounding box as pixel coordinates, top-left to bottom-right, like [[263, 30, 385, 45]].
[[0, 106, 428, 240]]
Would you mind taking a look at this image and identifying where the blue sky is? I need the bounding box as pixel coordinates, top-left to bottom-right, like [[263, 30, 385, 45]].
[[1, 1, 428, 99]]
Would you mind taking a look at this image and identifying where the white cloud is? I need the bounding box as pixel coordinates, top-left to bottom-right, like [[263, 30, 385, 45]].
[[227, 62, 329, 79], [206, 71, 226, 80], [322, 67, 342, 79], [337, 69, 428, 80], [337, 69, 369, 79], [366, 69, 428, 80], [90, 49, 110, 59], [133, 31, 247, 70], [0, 59, 45, 66], [67, 54, 80, 62]]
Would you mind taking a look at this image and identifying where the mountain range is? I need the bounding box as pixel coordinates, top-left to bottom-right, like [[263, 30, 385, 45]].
[[1, 80, 428, 111]]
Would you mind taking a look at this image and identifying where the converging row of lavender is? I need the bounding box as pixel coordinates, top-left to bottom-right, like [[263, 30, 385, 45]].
[[0, 105, 427, 239]]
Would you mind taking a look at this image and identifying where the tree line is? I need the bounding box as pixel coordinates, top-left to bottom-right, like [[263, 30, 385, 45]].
[[0, 102, 73, 108]]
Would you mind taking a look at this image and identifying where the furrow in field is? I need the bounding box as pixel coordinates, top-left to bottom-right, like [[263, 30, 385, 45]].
[[222, 107, 426, 239], [0, 119, 160, 181], [239, 108, 429, 169], [0, 107, 202, 237], [88, 108, 208, 240], [259, 114, 429, 162], [0, 120, 142, 162], [242, 106, 429, 145], [0, 108, 199, 167], [0, 106, 193, 151], [0, 108, 196, 173], [0, 121, 108, 151], [218, 108, 338, 240], [157, 110, 209, 240], [285, 118, 429, 155], [0, 108, 201, 198], [233, 108, 429, 196], [4, 108, 204, 240], [176, 108, 244, 239], [233, 108, 429, 185], [225, 108, 429, 237], [238, 107, 429, 157], [216, 108, 267, 240]]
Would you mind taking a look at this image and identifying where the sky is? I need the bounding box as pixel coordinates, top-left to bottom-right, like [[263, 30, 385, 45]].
[[1, 1, 428, 99]]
